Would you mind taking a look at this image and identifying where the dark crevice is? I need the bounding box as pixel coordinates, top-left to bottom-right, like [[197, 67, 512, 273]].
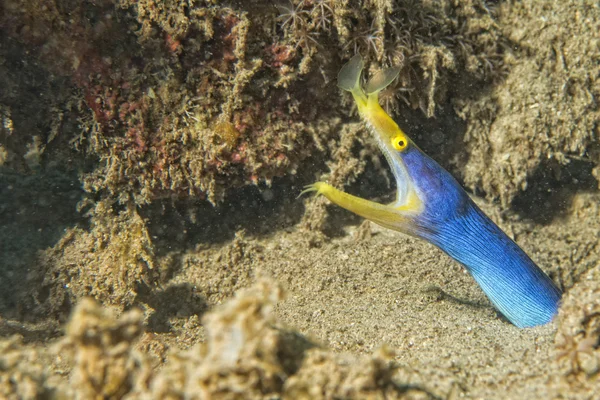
[[510, 157, 598, 225]]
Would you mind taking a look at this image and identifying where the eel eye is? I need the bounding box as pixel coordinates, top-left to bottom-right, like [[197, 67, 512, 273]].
[[392, 135, 407, 151]]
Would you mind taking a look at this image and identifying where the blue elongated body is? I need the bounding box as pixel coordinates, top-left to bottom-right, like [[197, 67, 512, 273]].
[[402, 147, 561, 327], [305, 55, 562, 327]]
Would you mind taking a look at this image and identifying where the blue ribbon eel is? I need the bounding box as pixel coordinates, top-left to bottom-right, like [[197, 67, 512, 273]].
[[303, 55, 561, 328]]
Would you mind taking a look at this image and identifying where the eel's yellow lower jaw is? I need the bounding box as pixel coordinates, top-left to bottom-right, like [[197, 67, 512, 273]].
[[302, 181, 421, 233], [300, 182, 329, 197]]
